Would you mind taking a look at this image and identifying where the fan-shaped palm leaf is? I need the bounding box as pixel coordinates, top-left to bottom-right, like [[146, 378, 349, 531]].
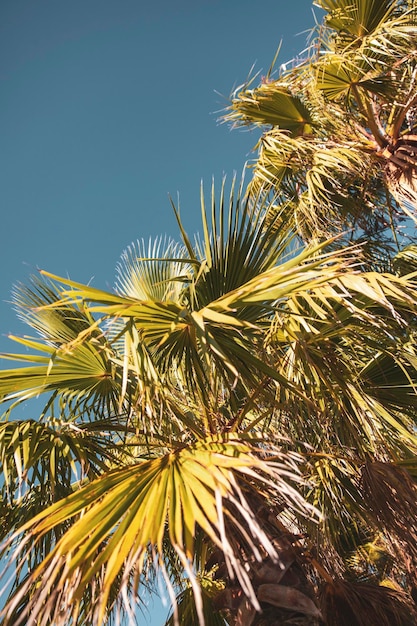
[[0, 438, 316, 626]]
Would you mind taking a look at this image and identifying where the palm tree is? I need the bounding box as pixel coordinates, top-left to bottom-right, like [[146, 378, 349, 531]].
[[1, 175, 417, 625], [225, 0, 417, 256]]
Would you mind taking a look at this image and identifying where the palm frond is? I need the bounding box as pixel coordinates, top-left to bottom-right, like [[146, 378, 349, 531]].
[[361, 461, 417, 567], [317, 0, 403, 41], [320, 578, 415, 626], [165, 575, 227, 626], [392, 244, 417, 277], [115, 236, 189, 302], [227, 83, 314, 134], [0, 417, 115, 496], [0, 333, 122, 416], [0, 438, 316, 626], [12, 275, 99, 346]]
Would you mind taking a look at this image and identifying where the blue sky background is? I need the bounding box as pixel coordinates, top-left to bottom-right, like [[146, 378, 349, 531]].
[[1, 1, 321, 623]]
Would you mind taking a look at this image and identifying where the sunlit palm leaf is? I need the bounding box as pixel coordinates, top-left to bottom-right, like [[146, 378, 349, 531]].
[[317, 0, 410, 42], [306, 455, 366, 549], [0, 438, 316, 626], [12, 275, 98, 346], [175, 176, 297, 312], [115, 236, 189, 302], [228, 83, 314, 135], [315, 55, 390, 101], [0, 334, 121, 415]]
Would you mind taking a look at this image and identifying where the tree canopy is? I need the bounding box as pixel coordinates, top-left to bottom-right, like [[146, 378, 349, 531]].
[[227, 0, 417, 256], [2, 1, 417, 625]]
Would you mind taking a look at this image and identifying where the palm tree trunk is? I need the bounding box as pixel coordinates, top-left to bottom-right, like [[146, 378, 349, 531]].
[[211, 492, 323, 625]]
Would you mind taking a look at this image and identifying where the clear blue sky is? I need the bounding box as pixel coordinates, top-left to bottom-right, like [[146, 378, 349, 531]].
[[1, 1, 320, 623]]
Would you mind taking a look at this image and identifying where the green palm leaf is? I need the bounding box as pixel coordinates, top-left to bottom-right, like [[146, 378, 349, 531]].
[[228, 83, 314, 134], [166, 575, 227, 626], [317, 0, 399, 39], [315, 55, 391, 101], [0, 418, 113, 489], [0, 334, 121, 414]]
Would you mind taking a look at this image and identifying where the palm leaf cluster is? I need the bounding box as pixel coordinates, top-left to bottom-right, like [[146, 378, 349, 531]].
[[0, 176, 417, 625], [2, 1, 417, 625], [226, 0, 417, 253]]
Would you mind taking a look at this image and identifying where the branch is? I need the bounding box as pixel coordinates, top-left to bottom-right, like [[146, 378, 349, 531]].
[[351, 85, 388, 149]]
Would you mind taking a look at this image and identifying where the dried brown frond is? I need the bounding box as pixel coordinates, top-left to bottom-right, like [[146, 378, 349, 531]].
[[319, 578, 416, 626], [361, 461, 417, 569]]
